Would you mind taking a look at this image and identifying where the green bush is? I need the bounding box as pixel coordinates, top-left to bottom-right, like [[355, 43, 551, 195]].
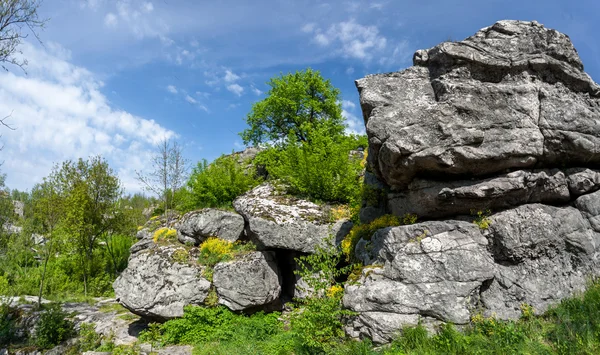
[[34, 303, 75, 349], [0, 303, 24, 347], [259, 124, 364, 203], [147, 305, 282, 346], [290, 238, 354, 353], [186, 155, 263, 210]]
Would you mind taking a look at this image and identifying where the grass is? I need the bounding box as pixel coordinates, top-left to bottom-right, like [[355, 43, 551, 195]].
[[132, 279, 600, 355]]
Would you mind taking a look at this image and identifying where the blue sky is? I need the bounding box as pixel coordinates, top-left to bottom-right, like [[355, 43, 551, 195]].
[[1, 0, 599, 193]]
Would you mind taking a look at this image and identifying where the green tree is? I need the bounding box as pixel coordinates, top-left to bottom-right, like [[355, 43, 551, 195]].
[[240, 68, 344, 146], [29, 179, 62, 306], [51, 156, 121, 296], [186, 154, 262, 210]]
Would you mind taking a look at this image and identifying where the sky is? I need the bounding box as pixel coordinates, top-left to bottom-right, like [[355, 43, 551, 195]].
[[1, 0, 599, 193]]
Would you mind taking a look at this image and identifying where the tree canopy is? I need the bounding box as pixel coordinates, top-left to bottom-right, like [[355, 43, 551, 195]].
[[240, 68, 345, 146]]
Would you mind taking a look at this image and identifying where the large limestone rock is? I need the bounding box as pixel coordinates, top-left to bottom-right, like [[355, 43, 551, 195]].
[[350, 21, 600, 340], [344, 221, 495, 342], [359, 20, 600, 191], [113, 246, 211, 320], [233, 183, 352, 253], [387, 168, 600, 219], [176, 209, 245, 245], [345, 202, 600, 343], [213, 251, 281, 311]]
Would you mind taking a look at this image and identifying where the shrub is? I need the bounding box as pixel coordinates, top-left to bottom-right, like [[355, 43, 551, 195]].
[[186, 155, 263, 210], [290, 238, 354, 353], [341, 214, 402, 262], [197, 238, 234, 266], [0, 304, 23, 347], [260, 124, 363, 204], [34, 303, 75, 349], [152, 227, 177, 243]]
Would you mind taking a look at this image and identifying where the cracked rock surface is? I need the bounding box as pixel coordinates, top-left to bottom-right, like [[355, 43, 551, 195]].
[[113, 246, 211, 321], [234, 182, 352, 253], [349, 20, 600, 343]]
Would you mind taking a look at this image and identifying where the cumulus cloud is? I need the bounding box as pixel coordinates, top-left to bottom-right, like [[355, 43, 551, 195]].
[[166, 85, 178, 94], [251, 86, 262, 96], [307, 19, 387, 61], [342, 100, 356, 110], [224, 70, 240, 82], [184, 95, 197, 104], [227, 83, 244, 96], [104, 13, 118, 28], [142, 2, 154, 12], [342, 109, 365, 135], [0, 42, 176, 192]]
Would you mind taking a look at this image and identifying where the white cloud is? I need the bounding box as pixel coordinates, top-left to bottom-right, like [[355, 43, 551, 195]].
[[251, 85, 262, 96], [342, 109, 365, 135], [166, 85, 178, 94], [379, 40, 411, 67], [104, 13, 118, 28], [142, 2, 154, 12], [185, 95, 197, 104], [314, 33, 330, 46], [346, 67, 355, 75], [227, 83, 244, 96], [308, 20, 387, 61], [0, 42, 176, 192], [81, 0, 104, 10], [342, 100, 356, 110], [302, 23, 316, 33], [224, 70, 240, 82]]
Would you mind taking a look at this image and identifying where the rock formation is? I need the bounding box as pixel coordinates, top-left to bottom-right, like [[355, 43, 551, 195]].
[[115, 185, 352, 320], [345, 20, 600, 343], [233, 182, 353, 253]]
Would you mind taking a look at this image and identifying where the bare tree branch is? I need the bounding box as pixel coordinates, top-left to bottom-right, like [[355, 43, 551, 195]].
[[0, 111, 15, 130]]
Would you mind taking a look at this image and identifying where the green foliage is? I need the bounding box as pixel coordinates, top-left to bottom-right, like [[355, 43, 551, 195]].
[[34, 303, 75, 349], [341, 214, 402, 262], [149, 305, 283, 347], [290, 238, 354, 353], [241, 68, 345, 146], [472, 209, 492, 230], [259, 125, 363, 203], [77, 322, 102, 352], [186, 155, 263, 210], [0, 304, 23, 347]]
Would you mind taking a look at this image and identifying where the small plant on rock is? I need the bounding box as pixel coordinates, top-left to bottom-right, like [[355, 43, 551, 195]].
[[341, 214, 402, 262], [472, 209, 492, 230], [152, 227, 177, 243]]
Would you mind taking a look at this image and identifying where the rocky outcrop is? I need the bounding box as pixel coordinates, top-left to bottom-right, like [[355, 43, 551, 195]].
[[176, 209, 245, 245], [359, 20, 600, 192], [348, 20, 600, 343], [233, 183, 352, 253], [113, 246, 211, 320], [213, 251, 281, 311]]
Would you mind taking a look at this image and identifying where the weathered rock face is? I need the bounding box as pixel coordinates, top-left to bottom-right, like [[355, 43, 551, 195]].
[[113, 246, 211, 320], [176, 209, 245, 245], [213, 251, 281, 311], [233, 183, 353, 253], [359, 20, 600, 191], [348, 20, 600, 343]]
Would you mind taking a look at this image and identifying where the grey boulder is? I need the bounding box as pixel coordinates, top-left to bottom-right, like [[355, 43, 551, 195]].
[[176, 209, 245, 245], [359, 20, 600, 190], [113, 246, 210, 320], [213, 251, 281, 311], [233, 183, 352, 253]]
